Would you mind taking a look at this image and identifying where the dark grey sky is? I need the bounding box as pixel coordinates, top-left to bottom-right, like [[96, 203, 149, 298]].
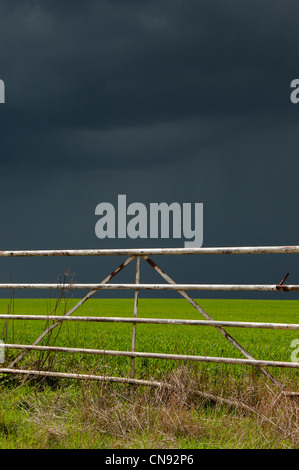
[[0, 0, 298, 300]]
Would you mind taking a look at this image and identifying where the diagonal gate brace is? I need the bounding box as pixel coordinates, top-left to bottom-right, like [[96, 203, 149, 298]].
[[8, 255, 136, 369], [143, 255, 283, 390]]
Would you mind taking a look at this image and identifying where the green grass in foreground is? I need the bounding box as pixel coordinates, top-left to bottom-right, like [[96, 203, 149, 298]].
[[0, 298, 298, 449]]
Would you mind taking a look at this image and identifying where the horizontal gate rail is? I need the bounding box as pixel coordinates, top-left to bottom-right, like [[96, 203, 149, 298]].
[[0, 283, 299, 291], [0, 246, 298, 395], [0, 314, 299, 330], [2, 343, 299, 369], [0, 368, 164, 387], [0, 245, 298, 256]]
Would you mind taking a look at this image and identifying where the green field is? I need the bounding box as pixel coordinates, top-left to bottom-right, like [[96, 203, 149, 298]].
[[1, 297, 298, 382], [0, 298, 298, 449]]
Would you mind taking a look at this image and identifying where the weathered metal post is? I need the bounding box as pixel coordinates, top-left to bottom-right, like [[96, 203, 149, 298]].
[[130, 256, 141, 380]]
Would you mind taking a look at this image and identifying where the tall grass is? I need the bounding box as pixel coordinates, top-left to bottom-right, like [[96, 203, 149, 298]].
[[0, 365, 298, 449]]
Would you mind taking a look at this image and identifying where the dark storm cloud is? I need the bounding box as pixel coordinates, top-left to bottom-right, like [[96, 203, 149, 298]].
[[1, 0, 299, 169], [0, 1, 298, 300]]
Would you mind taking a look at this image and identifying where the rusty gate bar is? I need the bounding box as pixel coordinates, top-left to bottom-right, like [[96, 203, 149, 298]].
[[0, 283, 298, 291], [0, 245, 299, 256], [1, 314, 299, 330]]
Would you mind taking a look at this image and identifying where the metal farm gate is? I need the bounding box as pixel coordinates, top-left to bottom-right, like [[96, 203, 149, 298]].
[[0, 246, 299, 395]]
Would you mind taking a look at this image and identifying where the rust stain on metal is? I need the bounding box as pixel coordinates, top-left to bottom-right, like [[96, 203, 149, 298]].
[[144, 255, 167, 275], [109, 257, 135, 281], [276, 272, 290, 291], [276, 285, 290, 292]]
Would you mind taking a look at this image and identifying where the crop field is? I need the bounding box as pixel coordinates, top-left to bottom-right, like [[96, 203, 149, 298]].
[[0, 297, 298, 449]]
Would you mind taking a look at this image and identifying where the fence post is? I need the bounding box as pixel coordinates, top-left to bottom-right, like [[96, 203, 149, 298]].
[[130, 256, 141, 380]]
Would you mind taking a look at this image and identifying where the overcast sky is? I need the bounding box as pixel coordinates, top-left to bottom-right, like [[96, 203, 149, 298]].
[[0, 0, 298, 300]]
